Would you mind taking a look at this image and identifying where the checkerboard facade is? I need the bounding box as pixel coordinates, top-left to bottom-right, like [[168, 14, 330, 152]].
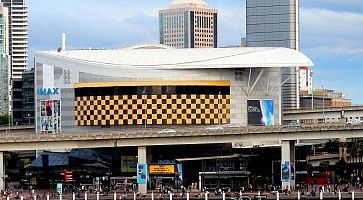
[[75, 94, 231, 126]]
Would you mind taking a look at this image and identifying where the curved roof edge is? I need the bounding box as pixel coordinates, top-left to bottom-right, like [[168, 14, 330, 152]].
[[35, 47, 314, 70], [122, 43, 173, 50]]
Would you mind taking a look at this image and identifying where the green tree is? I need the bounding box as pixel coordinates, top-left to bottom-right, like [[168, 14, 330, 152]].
[[0, 114, 9, 125], [323, 140, 340, 153]]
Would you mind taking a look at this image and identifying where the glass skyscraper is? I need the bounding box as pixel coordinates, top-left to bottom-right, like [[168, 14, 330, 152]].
[[246, 0, 306, 110]]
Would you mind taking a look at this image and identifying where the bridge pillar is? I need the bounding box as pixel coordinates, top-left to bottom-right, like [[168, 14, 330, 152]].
[[0, 152, 4, 190], [339, 138, 347, 161], [137, 146, 148, 194], [281, 140, 295, 191]]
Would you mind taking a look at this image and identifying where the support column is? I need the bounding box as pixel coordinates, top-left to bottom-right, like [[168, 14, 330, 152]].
[[339, 138, 347, 161], [0, 152, 4, 190], [137, 146, 148, 194], [281, 140, 295, 191]]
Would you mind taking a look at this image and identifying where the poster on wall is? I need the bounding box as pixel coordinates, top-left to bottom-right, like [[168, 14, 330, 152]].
[[281, 161, 290, 182], [121, 156, 137, 173], [40, 99, 61, 133], [247, 99, 274, 126], [137, 163, 147, 184]]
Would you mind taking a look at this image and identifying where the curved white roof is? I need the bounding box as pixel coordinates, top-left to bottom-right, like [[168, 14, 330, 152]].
[[35, 46, 314, 69], [170, 0, 207, 8]]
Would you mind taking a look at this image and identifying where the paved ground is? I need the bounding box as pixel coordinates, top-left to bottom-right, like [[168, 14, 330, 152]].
[[4, 190, 363, 200]]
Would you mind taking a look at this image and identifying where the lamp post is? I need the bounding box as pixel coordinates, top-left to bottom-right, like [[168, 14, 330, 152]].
[[322, 85, 325, 123], [218, 92, 221, 126], [27, 113, 30, 125], [143, 86, 147, 130]]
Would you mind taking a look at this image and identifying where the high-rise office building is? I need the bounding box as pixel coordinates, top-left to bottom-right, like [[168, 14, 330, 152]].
[[0, 4, 9, 115], [0, 0, 28, 122], [246, 0, 311, 110], [1, 0, 28, 79], [159, 0, 217, 48]]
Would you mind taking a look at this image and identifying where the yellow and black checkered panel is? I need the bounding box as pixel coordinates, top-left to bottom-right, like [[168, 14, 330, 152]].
[[75, 94, 231, 126]]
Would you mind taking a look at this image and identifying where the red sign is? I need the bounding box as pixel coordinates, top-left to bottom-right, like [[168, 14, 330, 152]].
[[62, 171, 73, 182]]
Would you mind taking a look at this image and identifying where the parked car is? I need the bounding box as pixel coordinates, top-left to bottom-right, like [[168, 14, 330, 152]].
[[287, 121, 301, 128], [205, 125, 224, 132], [157, 129, 176, 134]]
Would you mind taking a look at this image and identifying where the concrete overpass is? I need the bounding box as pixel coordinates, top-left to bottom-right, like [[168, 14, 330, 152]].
[[284, 106, 363, 123], [1, 123, 362, 192], [0, 124, 362, 151]]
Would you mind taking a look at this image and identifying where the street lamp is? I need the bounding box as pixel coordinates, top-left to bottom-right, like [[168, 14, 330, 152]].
[[27, 113, 30, 125], [143, 86, 147, 130], [322, 85, 325, 123], [218, 92, 221, 126]]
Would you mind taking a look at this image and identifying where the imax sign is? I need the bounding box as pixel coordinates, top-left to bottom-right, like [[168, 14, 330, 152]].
[[37, 88, 60, 95]]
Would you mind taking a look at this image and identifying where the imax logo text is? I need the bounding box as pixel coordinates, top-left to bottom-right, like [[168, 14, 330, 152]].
[[38, 88, 60, 95]]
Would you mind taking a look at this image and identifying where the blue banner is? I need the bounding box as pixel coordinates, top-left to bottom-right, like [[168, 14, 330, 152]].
[[137, 163, 147, 184], [281, 161, 290, 182]]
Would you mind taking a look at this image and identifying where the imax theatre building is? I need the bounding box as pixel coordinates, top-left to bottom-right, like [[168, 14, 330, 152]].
[[34, 44, 313, 191]]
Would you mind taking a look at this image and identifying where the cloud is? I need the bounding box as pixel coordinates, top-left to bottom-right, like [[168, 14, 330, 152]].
[[300, 8, 363, 56]]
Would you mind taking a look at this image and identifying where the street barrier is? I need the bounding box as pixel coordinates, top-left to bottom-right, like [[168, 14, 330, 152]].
[[240, 195, 252, 200]]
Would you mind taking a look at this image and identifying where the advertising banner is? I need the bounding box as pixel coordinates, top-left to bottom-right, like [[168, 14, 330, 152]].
[[247, 99, 274, 126], [40, 99, 61, 133], [281, 161, 290, 182], [121, 156, 137, 173], [149, 164, 175, 174], [137, 163, 147, 184], [177, 164, 183, 181]]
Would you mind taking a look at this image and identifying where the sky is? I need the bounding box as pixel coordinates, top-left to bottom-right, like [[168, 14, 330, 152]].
[[28, 0, 363, 104]]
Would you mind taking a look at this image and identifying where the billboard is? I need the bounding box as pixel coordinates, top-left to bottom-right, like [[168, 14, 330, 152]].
[[137, 163, 147, 184], [149, 164, 175, 175], [247, 99, 274, 126], [40, 99, 61, 133], [281, 161, 290, 182]]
